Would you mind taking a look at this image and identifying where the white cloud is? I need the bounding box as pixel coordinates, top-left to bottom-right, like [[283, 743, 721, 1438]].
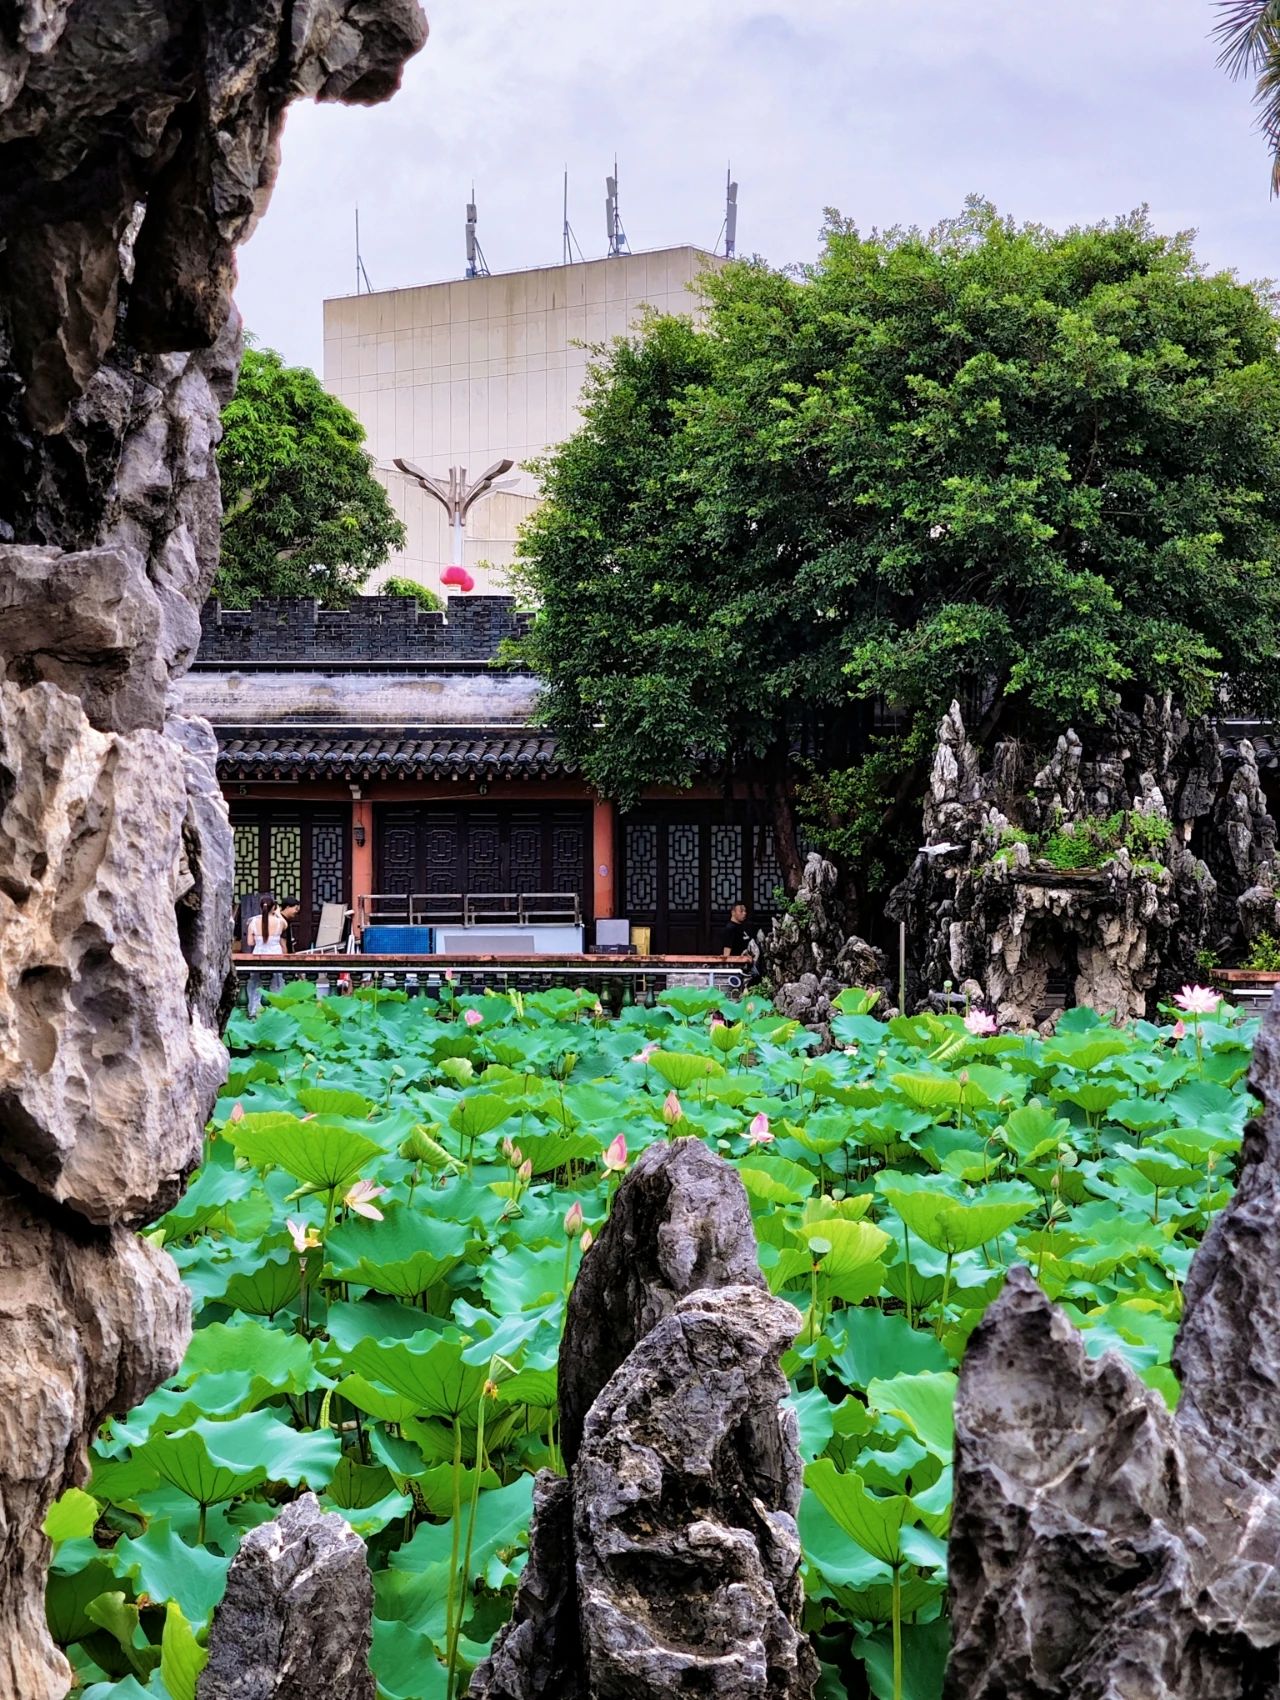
[[235, 0, 1279, 370]]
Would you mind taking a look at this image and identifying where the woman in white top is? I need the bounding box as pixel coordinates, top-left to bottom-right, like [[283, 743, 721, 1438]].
[[246, 896, 289, 1017]]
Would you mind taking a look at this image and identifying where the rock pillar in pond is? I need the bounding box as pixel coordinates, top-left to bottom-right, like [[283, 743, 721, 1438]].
[[945, 990, 1280, 1697], [471, 1137, 819, 1700]]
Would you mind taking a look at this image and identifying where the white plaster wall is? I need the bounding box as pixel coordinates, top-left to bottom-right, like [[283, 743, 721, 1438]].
[[323, 246, 719, 596]]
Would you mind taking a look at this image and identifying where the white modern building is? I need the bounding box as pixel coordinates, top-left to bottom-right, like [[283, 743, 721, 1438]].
[[321, 245, 719, 596]]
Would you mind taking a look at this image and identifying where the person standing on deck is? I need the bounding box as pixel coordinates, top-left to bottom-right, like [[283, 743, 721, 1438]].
[[246, 895, 289, 1016]]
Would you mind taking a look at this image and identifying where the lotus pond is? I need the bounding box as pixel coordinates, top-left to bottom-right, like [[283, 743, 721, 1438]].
[[51, 981, 1259, 1700]]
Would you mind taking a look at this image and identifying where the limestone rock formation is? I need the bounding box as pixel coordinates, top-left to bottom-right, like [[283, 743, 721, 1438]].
[[888, 697, 1247, 1026], [559, 1135, 766, 1467], [0, 1176, 190, 1700], [198, 1494, 376, 1700], [471, 1140, 817, 1700], [752, 852, 888, 1029], [945, 994, 1280, 1698], [0, 4, 425, 1694]]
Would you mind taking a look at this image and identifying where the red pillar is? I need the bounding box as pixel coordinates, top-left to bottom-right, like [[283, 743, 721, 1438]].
[[351, 798, 374, 939], [592, 798, 616, 923]]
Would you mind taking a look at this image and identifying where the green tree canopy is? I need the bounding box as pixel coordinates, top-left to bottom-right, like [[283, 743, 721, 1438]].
[[515, 200, 1280, 900], [215, 345, 405, 606]]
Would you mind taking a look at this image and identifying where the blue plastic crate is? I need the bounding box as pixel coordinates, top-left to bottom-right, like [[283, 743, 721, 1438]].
[[362, 925, 434, 954]]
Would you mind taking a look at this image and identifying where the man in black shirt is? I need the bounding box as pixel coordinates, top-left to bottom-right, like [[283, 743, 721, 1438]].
[[721, 900, 750, 957]]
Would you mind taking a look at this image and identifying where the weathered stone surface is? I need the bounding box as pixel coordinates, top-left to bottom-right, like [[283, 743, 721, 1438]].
[[168, 712, 236, 1033], [0, 1, 425, 1692], [0, 1175, 190, 1700], [575, 1284, 816, 1700], [0, 1, 427, 438], [559, 1136, 766, 1469], [469, 1471, 578, 1700], [889, 696, 1242, 1026], [753, 852, 888, 1030], [198, 1494, 376, 1700], [945, 993, 1280, 1699], [472, 1144, 816, 1700], [0, 681, 227, 1222]]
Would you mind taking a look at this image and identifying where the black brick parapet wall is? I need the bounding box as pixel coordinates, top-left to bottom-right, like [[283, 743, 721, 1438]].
[[196, 595, 533, 665]]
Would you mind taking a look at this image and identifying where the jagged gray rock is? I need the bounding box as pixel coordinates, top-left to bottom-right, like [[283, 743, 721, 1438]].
[[0, 1175, 190, 1700], [471, 1142, 817, 1700], [575, 1284, 816, 1700], [889, 697, 1239, 1026], [945, 993, 1280, 1698], [0, 4, 425, 1694], [198, 1494, 375, 1700], [559, 1136, 766, 1469], [752, 853, 888, 1029]]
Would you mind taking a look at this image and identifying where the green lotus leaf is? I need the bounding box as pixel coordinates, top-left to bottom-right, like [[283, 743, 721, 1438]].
[[828, 1310, 950, 1391], [343, 1335, 493, 1422], [180, 1318, 327, 1396], [804, 1460, 912, 1566], [447, 1092, 517, 1140], [325, 1209, 469, 1300], [227, 1112, 383, 1191], [160, 1601, 208, 1700], [296, 1085, 376, 1119], [113, 1520, 230, 1629], [646, 1049, 724, 1091], [217, 1249, 302, 1319], [139, 1412, 339, 1505], [867, 1371, 957, 1457]]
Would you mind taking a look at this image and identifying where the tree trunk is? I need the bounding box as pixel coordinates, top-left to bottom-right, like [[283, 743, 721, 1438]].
[[767, 769, 805, 895]]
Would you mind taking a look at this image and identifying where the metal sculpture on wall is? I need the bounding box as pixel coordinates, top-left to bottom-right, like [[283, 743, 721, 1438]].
[[392, 457, 515, 591]]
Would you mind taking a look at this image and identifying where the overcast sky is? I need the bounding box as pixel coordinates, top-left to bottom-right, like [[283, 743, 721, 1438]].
[[236, 0, 1279, 373]]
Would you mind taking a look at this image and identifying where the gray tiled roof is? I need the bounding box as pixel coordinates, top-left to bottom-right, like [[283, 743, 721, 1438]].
[[215, 728, 571, 781]]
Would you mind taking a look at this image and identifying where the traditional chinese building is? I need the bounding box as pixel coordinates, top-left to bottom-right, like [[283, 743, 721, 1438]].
[[177, 594, 787, 953]]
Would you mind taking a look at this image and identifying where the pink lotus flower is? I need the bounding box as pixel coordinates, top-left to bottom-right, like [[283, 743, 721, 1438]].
[[509, 1144, 524, 1168], [564, 1201, 584, 1237], [580, 1228, 594, 1252], [964, 1009, 998, 1037], [344, 1179, 387, 1221], [517, 1159, 533, 1184], [747, 1112, 773, 1145], [463, 1007, 483, 1028], [631, 1043, 657, 1064], [1172, 1018, 1187, 1039], [286, 1217, 320, 1254], [1174, 985, 1219, 1016], [662, 1091, 683, 1125], [501, 1136, 515, 1160], [709, 1013, 725, 1028], [602, 1132, 628, 1173], [228, 1101, 245, 1124], [592, 1001, 604, 1017]]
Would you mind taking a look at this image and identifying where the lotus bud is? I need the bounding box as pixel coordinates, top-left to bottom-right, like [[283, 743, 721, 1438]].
[[517, 1158, 533, 1184], [602, 1132, 628, 1173], [747, 1112, 773, 1145], [228, 1101, 245, 1124], [564, 1200, 584, 1237], [581, 1228, 594, 1252], [662, 1090, 683, 1125]]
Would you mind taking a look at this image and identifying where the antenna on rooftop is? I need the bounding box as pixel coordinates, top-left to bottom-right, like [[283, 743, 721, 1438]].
[[562, 168, 585, 265], [714, 166, 739, 258], [465, 187, 490, 278], [605, 157, 630, 257], [354, 206, 373, 294]]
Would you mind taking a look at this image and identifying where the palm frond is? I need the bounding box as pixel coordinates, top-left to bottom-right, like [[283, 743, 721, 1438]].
[[1213, 0, 1280, 78]]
